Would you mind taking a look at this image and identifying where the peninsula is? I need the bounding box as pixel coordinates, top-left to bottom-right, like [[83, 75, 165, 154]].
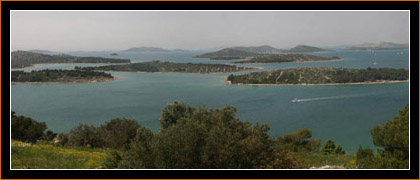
[[227, 67, 408, 85], [11, 51, 131, 68], [11, 69, 114, 84], [234, 54, 341, 64], [82, 61, 258, 73]]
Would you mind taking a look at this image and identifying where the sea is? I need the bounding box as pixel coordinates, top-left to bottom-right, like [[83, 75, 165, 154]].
[[11, 49, 410, 153]]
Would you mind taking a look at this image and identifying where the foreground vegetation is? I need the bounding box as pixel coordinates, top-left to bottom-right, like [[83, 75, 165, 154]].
[[11, 141, 108, 169], [234, 54, 340, 64], [82, 61, 256, 73], [11, 103, 408, 169], [227, 67, 409, 85], [356, 105, 409, 169], [11, 69, 114, 83], [11, 50, 130, 68]]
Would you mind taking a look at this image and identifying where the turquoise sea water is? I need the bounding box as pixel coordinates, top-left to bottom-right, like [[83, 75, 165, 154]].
[[11, 49, 409, 153]]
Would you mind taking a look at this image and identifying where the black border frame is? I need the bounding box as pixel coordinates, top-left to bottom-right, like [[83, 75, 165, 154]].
[[1, 1, 419, 179]]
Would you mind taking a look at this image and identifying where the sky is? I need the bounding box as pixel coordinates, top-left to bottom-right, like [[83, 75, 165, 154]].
[[11, 11, 409, 51]]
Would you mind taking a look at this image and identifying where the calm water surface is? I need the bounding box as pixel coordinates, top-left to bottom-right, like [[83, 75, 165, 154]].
[[11, 49, 409, 153]]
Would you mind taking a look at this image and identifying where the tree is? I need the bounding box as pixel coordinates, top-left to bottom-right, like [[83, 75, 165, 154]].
[[106, 102, 304, 169], [276, 128, 320, 153], [11, 112, 47, 143], [320, 139, 345, 155], [356, 105, 409, 169], [159, 101, 194, 129], [98, 118, 141, 149], [65, 124, 103, 147]]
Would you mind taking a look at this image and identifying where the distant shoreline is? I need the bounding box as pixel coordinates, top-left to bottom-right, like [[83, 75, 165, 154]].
[[102, 67, 263, 74], [11, 62, 131, 70], [234, 58, 344, 64], [11, 77, 118, 85], [225, 79, 409, 86]]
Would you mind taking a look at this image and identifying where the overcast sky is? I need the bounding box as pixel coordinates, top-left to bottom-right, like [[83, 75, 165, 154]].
[[11, 11, 409, 51]]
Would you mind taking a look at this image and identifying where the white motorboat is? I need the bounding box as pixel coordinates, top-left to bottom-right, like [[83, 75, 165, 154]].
[[291, 98, 300, 103]]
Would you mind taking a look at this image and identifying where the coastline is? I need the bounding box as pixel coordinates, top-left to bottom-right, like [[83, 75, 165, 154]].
[[234, 58, 344, 64], [100, 66, 263, 74], [225, 79, 409, 86], [11, 77, 118, 85], [11, 62, 131, 70]]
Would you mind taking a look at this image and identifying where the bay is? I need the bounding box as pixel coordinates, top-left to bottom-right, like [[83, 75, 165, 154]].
[[11, 49, 409, 153]]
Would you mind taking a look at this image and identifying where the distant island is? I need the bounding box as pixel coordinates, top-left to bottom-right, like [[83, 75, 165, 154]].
[[11, 51, 131, 69], [231, 45, 282, 54], [194, 48, 259, 60], [27, 49, 54, 54], [109, 53, 119, 56], [121, 47, 172, 52], [234, 54, 341, 64], [348, 42, 409, 50], [284, 45, 332, 53], [194, 45, 333, 60], [227, 67, 408, 85], [11, 69, 114, 84], [82, 61, 259, 73]]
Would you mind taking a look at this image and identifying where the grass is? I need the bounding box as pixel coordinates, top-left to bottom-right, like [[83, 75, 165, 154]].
[[298, 152, 357, 169], [11, 140, 109, 169]]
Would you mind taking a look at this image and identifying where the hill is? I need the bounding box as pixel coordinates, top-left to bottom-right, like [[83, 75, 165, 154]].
[[194, 48, 259, 60], [348, 42, 409, 50], [11, 51, 130, 68], [232, 45, 282, 54], [234, 54, 341, 64], [227, 67, 409, 85], [285, 45, 332, 53]]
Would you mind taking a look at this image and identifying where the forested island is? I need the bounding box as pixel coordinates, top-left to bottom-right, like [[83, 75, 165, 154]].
[[11, 69, 114, 84], [194, 48, 259, 60], [285, 45, 332, 53], [11, 51, 131, 68], [227, 67, 409, 85], [234, 54, 341, 64], [231, 45, 282, 54], [82, 61, 258, 73]]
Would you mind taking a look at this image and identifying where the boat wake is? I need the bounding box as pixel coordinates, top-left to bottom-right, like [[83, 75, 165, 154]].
[[295, 95, 360, 102], [292, 89, 406, 103]]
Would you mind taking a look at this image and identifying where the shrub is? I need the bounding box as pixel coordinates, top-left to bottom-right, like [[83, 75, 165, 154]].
[[320, 139, 345, 155], [11, 111, 50, 143]]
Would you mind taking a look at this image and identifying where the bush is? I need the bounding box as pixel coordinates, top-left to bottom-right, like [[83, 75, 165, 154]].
[[320, 139, 345, 155], [98, 118, 140, 149], [277, 128, 321, 153], [65, 124, 103, 148], [11, 111, 54, 143], [59, 119, 141, 149]]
